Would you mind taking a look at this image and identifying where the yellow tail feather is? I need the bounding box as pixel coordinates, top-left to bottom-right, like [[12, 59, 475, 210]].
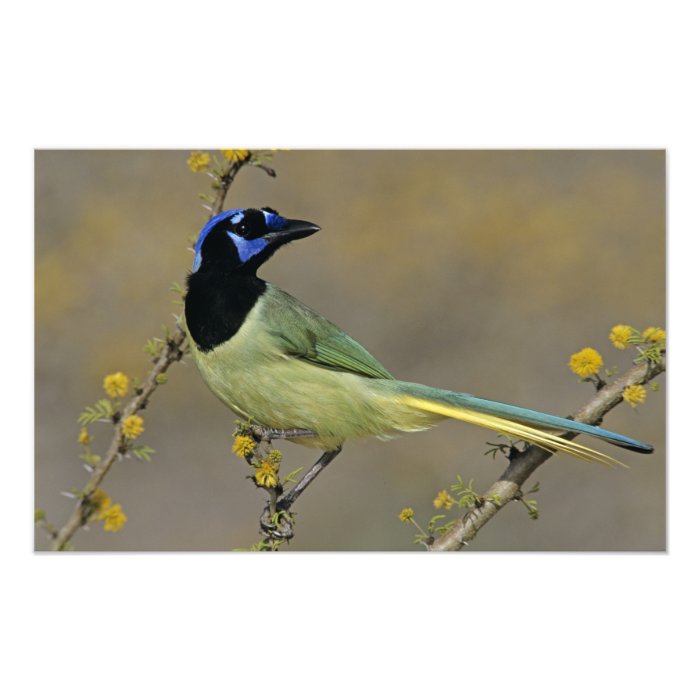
[[399, 396, 626, 468]]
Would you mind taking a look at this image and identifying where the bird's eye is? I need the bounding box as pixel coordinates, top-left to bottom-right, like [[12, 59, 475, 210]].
[[237, 222, 249, 237]]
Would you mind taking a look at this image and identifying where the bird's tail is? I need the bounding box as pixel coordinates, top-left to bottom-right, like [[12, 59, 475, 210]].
[[393, 382, 653, 467]]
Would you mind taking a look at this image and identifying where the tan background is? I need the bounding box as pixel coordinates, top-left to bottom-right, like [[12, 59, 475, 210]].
[[35, 150, 666, 551]]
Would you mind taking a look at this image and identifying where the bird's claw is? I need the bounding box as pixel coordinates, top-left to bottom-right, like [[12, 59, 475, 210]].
[[251, 426, 317, 442], [259, 505, 295, 542]]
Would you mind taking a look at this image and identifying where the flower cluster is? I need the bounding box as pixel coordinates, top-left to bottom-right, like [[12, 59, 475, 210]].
[[623, 384, 647, 407], [398, 507, 415, 522], [231, 429, 290, 491], [103, 371, 129, 398], [433, 489, 456, 510], [254, 461, 279, 488], [609, 324, 634, 350], [232, 435, 256, 458], [642, 327, 666, 343], [91, 488, 111, 514], [568, 347, 604, 377], [122, 415, 145, 440], [567, 323, 665, 408], [186, 151, 211, 173], [608, 324, 666, 351], [89, 489, 128, 533], [222, 149, 250, 163], [187, 149, 251, 174], [101, 504, 127, 532]]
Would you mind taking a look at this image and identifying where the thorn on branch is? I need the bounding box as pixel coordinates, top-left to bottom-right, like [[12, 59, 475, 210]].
[[254, 163, 276, 177], [508, 444, 523, 461]]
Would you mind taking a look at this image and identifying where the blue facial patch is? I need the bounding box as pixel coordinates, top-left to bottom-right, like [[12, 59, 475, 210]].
[[192, 209, 244, 272], [226, 232, 269, 262], [263, 210, 288, 231]]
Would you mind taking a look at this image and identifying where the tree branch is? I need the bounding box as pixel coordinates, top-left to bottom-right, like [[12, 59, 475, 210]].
[[49, 153, 272, 551], [52, 336, 186, 550], [427, 356, 666, 551]]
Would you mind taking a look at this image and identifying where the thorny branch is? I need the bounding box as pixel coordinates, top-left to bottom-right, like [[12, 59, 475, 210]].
[[44, 152, 664, 552], [49, 154, 272, 551], [52, 338, 186, 550], [426, 355, 666, 551], [234, 426, 342, 547], [238, 354, 664, 550]]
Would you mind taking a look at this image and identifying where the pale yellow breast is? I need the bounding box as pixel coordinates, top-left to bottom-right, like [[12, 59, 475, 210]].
[[185, 299, 438, 449]]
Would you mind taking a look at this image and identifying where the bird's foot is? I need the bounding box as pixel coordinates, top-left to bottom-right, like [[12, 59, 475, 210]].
[[250, 425, 318, 442], [277, 448, 342, 512], [259, 504, 295, 543]]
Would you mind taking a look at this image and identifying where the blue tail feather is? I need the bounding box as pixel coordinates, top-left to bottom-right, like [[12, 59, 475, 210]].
[[398, 383, 654, 454]]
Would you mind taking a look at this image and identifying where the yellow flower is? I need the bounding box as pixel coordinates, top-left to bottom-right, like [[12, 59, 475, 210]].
[[267, 449, 283, 464], [187, 151, 211, 172], [232, 435, 256, 458], [609, 324, 634, 350], [642, 326, 666, 344], [222, 149, 250, 162], [90, 488, 112, 516], [398, 507, 415, 523], [78, 427, 93, 445], [568, 347, 604, 377], [103, 371, 129, 398], [121, 415, 145, 440], [623, 384, 647, 407], [254, 461, 279, 488], [101, 503, 127, 532], [433, 490, 456, 510]]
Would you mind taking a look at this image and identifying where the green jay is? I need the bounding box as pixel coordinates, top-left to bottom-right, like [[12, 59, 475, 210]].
[[184, 207, 652, 475]]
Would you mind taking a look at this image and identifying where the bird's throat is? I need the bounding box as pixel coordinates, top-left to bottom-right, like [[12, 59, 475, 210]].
[[185, 269, 266, 352]]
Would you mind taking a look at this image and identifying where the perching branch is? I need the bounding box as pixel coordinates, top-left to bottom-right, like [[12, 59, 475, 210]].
[[231, 426, 340, 548], [48, 152, 273, 551], [235, 352, 664, 550], [52, 336, 186, 550], [426, 355, 666, 551]]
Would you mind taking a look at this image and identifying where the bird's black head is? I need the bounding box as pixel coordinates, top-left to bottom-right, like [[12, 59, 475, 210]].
[[191, 207, 320, 275]]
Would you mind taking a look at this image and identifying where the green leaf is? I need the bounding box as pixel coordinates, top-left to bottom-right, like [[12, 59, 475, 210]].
[[282, 466, 304, 485], [131, 445, 156, 462], [78, 399, 114, 425], [80, 452, 101, 467], [427, 514, 446, 533], [143, 337, 164, 357]]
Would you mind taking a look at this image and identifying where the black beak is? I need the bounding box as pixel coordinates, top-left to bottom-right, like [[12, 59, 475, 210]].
[[264, 219, 321, 245]]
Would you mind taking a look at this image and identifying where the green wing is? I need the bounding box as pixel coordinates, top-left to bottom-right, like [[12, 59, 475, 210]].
[[262, 286, 395, 380]]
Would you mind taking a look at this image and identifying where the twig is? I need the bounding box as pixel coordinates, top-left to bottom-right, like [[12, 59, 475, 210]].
[[427, 355, 665, 551], [210, 152, 268, 215], [238, 426, 339, 546], [50, 153, 273, 551], [52, 335, 186, 550], [36, 517, 59, 541]]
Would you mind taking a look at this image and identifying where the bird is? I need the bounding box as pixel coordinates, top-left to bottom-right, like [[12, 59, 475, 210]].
[[184, 206, 653, 474]]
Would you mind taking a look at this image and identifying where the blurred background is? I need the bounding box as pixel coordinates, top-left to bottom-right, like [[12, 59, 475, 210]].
[[35, 150, 665, 551]]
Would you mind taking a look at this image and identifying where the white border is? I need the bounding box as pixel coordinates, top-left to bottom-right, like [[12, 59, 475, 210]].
[[5, 2, 696, 698]]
